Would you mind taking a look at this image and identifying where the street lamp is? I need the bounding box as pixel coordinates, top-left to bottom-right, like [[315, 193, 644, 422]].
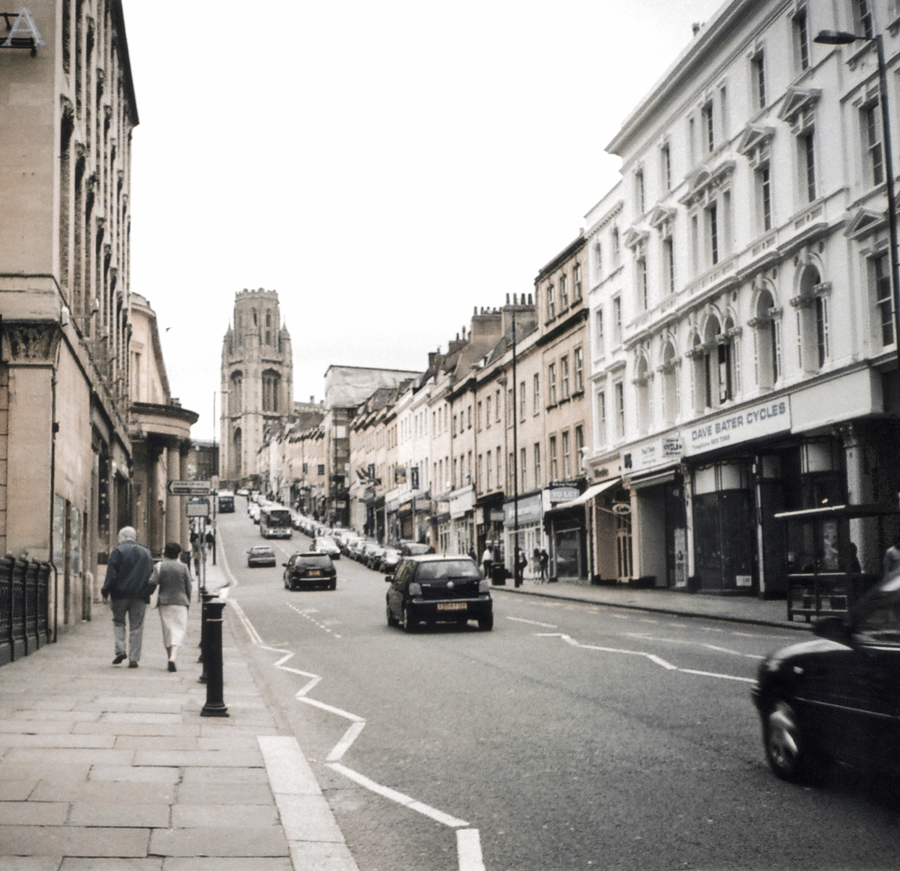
[[815, 29, 900, 375]]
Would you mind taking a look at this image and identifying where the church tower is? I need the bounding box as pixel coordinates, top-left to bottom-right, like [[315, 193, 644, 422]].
[[220, 288, 293, 485]]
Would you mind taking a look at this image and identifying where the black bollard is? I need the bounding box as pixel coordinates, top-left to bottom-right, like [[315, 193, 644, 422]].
[[198, 590, 215, 673], [200, 598, 229, 718]]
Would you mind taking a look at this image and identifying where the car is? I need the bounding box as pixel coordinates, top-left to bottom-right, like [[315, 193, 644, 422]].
[[386, 554, 493, 632], [398, 541, 436, 557], [380, 547, 402, 574], [365, 544, 386, 570], [752, 572, 900, 784], [247, 544, 277, 567], [313, 536, 341, 559], [248, 503, 261, 523], [236, 488, 249, 497], [283, 552, 337, 590]]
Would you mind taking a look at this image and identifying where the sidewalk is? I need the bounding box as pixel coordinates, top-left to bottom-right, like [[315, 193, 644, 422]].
[[0, 560, 359, 871], [494, 577, 808, 632]]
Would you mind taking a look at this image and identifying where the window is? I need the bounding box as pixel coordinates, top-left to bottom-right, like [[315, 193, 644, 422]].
[[573, 347, 584, 393], [635, 357, 651, 434], [477, 400, 483, 432], [613, 296, 622, 344], [854, 0, 875, 39], [752, 51, 767, 111], [595, 242, 603, 277], [793, 7, 810, 72], [560, 356, 570, 399], [549, 436, 558, 481], [661, 142, 672, 191], [799, 129, 816, 203], [548, 362, 557, 405], [496, 390, 501, 422], [575, 426, 584, 468], [702, 100, 715, 153], [663, 236, 676, 294], [706, 203, 719, 265], [870, 252, 895, 347], [508, 452, 515, 493], [573, 263, 583, 301], [534, 442, 542, 488], [795, 265, 827, 372], [485, 395, 491, 428], [477, 453, 483, 488], [520, 447, 527, 492], [863, 100, 885, 187], [756, 164, 773, 232], [614, 381, 626, 439], [519, 381, 526, 422], [637, 254, 649, 308], [596, 390, 607, 448], [635, 169, 646, 214], [560, 274, 569, 310], [496, 447, 502, 489], [595, 308, 605, 357], [507, 389, 514, 425], [816, 295, 830, 367], [533, 373, 541, 414], [486, 450, 493, 490], [752, 290, 782, 389], [562, 431, 571, 479], [662, 342, 679, 425], [547, 283, 556, 320]]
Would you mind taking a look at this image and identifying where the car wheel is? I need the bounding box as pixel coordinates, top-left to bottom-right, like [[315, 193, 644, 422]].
[[764, 698, 811, 782], [386, 602, 399, 627], [478, 614, 494, 631], [401, 604, 418, 633]]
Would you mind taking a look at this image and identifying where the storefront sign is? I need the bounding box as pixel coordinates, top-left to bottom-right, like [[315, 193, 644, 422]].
[[450, 485, 474, 519], [547, 486, 580, 504], [1, 8, 44, 49], [683, 397, 791, 456], [623, 435, 683, 474], [504, 492, 543, 525]]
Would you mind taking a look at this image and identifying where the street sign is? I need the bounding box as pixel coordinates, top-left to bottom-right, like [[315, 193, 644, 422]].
[[167, 480, 212, 496], [186, 499, 210, 518]]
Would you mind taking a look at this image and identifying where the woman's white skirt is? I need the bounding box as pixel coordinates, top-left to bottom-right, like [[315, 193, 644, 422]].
[[158, 604, 188, 649]]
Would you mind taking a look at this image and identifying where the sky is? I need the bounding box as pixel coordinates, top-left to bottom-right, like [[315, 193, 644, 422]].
[[121, 0, 727, 441]]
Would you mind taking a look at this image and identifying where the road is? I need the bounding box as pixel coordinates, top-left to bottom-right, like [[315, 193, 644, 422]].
[[216, 504, 900, 871]]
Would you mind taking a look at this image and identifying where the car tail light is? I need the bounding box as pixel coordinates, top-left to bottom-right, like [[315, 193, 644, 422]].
[[409, 582, 422, 597]]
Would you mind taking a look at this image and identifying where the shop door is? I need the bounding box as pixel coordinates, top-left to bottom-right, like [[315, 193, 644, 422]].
[[693, 490, 756, 592], [665, 481, 687, 589], [616, 514, 633, 583]]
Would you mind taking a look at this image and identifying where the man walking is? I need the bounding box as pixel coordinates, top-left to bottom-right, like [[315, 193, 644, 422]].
[[101, 527, 154, 668]]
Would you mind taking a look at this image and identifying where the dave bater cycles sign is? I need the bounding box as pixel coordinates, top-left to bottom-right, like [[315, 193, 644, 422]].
[[683, 397, 792, 457]]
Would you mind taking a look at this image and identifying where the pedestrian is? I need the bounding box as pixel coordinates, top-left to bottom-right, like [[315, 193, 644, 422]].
[[514, 547, 527, 587], [148, 542, 193, 673], [101, 526, 154, 668], [482, 544, 493, 580], [883, 533, 900, 579], [539, 548, 549, 581]]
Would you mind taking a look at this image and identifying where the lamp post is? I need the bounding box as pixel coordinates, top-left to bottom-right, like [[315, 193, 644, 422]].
[[815, 30, 900, 376]]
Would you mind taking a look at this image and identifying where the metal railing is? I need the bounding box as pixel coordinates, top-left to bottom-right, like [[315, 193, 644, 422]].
[[0, 556, 51, 665]]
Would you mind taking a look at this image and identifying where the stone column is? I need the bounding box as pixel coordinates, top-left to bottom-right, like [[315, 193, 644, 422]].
[[165, 439, 181, 546], [180, 441, 192, 548]]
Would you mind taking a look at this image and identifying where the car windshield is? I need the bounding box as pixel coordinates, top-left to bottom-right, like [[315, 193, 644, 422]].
[[417, 560, 480, 581], [251, 547, 273, 554], [404, 544, 433, 555]]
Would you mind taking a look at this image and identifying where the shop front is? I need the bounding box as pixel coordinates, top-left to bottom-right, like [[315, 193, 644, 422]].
[[503, 490, 543, 579], [542, 483, 586, 581]]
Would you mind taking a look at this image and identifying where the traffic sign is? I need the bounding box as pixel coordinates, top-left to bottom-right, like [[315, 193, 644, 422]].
[[186, 499, 210, 518], [167, 480, 212, 496]]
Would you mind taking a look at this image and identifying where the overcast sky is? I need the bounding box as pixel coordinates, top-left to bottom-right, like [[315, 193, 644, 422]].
[[121, 0, 726, 441]]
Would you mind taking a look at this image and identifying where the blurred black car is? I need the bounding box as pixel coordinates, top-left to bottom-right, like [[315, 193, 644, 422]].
[[283, 552, 336, 591], [398, 540, 435, 557], [752, 573, 900, 783], [247, 544, 276, 567], [386, 555, 492, 632]]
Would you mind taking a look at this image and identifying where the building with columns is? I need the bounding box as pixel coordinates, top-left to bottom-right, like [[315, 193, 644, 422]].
[[585, 0, 900, 597], [220, 288, 293, 487]]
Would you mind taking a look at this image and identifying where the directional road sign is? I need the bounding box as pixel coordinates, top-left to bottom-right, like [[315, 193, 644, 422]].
[[167, 480, 212, 497]]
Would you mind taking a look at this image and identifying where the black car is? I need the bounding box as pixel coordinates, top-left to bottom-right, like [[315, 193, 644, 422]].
[[752, 573, 900, 783], [398, 541, 436, 557], [283, 552, 336, 591], [247, 544, 277, 567], [385, 555, 493, 632]]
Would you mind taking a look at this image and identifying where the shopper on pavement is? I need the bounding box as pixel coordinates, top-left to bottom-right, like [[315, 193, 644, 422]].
[[148, 542, 193, 672], [101, 526, 154, 668]]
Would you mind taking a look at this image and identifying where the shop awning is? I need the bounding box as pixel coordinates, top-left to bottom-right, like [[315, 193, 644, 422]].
[[547, 478, 621, 515]]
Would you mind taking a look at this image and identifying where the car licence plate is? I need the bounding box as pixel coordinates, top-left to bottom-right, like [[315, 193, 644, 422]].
[[437, 603, 466, 611], [309, 570, 321, 577]]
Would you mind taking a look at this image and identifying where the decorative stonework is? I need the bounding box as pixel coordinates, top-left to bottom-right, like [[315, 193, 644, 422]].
[[3, 323, 61, 364]]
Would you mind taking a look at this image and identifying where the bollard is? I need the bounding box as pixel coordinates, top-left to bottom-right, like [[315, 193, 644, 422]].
[[200, 598, 229, 718], [198, 590, 215, 673]]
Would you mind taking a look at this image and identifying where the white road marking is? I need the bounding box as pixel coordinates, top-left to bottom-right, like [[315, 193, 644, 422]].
[[507, 616, 558, 628], [625, 632, 763, 659], [457, 828, 487, 871], [538, 632, 755, 682]]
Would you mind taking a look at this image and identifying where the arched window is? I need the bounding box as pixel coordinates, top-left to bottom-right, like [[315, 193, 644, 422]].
[[232, 427, 243, 480], [752, 289, 781, 389], [661, 341, 680, 425], [793, 264, 828, 371], [262, 369, 281, 413], [230, 371, 243, 415]]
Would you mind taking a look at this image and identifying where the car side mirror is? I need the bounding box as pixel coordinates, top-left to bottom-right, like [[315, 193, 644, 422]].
[[385, 574, 394, 583], [282, 563, 288, 567]]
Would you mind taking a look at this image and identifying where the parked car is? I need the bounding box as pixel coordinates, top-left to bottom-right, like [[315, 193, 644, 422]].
[[349, 538, 368, 561], [398, 540, 436, 556], [247, 544, 277, 567], [312, 536, 341, 559], [248, 504, 261, 524], [752, 572, 900, 784], [386, 555, 493, 632], [283, 552, 337, 591], [380, 547, 402, 574], [366, 544, 386, 570]]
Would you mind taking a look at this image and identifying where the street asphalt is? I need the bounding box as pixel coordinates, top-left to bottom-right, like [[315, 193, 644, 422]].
[[0, 563, 806, 870]]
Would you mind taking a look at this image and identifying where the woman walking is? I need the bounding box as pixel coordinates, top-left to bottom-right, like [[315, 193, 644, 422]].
[[149, 542, 193, 672]]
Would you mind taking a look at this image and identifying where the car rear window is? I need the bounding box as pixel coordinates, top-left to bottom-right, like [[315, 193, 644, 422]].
[[416, 560, 480, 581], [298, 555, 333, 569]]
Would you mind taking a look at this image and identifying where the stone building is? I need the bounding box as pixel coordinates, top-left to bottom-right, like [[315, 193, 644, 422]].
[[220, 288, 293, 487], [0, 1, 140, 634]]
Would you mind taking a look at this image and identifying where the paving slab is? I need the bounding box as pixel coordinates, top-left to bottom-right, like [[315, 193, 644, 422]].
[[148, 825, 289, 857], [67, 801, 171, 828], [171, 803, 280, 828], [0, 825, 149, 857], [0, 802, 68, 825]]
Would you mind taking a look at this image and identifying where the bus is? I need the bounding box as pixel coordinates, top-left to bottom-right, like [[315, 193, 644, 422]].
[[260, 506, 293, 539], [217, 491, 235, 513]]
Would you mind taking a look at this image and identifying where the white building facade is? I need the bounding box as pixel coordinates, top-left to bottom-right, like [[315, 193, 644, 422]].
[[586, 0, 900, 596]]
